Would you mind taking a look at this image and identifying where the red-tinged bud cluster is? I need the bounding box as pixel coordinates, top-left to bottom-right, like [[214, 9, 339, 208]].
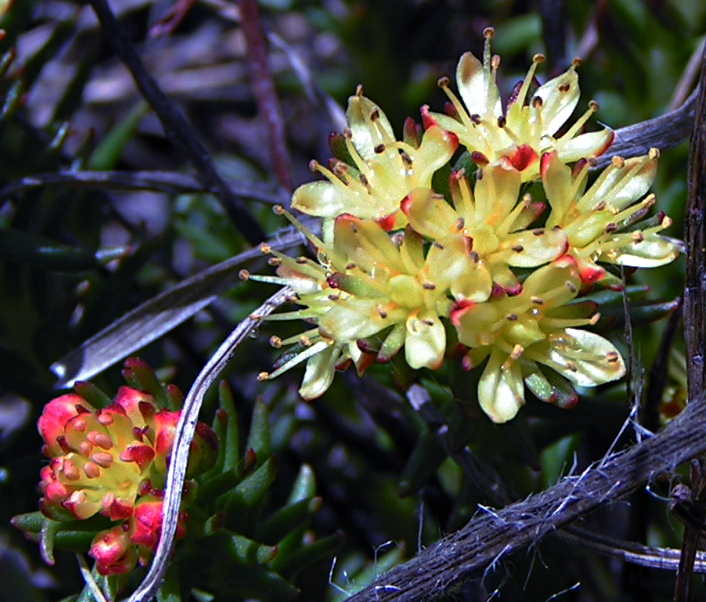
[[36, 370, 218, 575], [89, 496, 187, 575]]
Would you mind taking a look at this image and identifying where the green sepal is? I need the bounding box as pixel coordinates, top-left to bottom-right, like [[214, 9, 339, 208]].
[[197, 468, 241, 505], [255, 497, 322, 545], [398, 430, 446, 497], [246, 400, 271, 466], [537, 368, 578, 410], [209, 530, 279, 565], [220, 456, 279, 534], [270, 530, 345, 579], [122, 358, 170, 408], [207, 381, 241, 477], [39, 516, 61, 566], [73, 381, 112, 409], [577, 284, 649, 307], [12, 512, 111, 558], [287, 463, 317, 504]]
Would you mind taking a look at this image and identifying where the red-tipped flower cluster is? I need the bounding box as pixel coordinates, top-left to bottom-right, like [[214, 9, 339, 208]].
[[38, 378, 218, 575]]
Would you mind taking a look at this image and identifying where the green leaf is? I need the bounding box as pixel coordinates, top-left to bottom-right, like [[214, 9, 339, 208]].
[[88, 101, 149, 171], [255, 497, 322, 545]]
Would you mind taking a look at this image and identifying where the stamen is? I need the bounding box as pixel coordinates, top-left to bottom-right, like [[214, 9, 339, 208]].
[[562, 100, 600, 140], [512, 53, 545, 108], [510, 344, 524, 360], [269, 336, 282, 348], [83, 462, 101, 479]]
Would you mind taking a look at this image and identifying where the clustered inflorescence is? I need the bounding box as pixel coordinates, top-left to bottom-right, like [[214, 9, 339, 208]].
[[36, 363, 218, 575], [251, 28, 679, 423]]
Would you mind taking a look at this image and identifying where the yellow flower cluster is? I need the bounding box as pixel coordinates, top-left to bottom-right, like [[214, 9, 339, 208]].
[[253, 29, 678, 423]]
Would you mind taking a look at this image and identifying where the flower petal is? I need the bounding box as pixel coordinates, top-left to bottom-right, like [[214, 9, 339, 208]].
[[298, 344, 339, 400], [602, 234, 680, 268], [533, 67, 580, 136], [478, 351, 525, 423], [456, 51, 502, 119], [405, 311, 445, 369], [543, 328, 625, 387]]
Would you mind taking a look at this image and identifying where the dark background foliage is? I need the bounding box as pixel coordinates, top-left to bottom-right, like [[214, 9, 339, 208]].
[[0, 1, 704, 601]]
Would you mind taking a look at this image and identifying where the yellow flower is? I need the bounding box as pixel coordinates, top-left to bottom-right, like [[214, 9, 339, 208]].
[[451, 259, 625, 422], [429, 28, 613, 181], [401, 162, 567, 293], [292, 88, 457, 227], [252, 209, 492, 399], [542, 148, 679, 286]]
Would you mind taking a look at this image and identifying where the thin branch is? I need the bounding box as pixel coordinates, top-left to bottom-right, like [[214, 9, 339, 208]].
[[685, 44, 706, 406], [344, 395, 706, 602], [675, 38, 706, 602], [87, 0, 266, 246], [239, 0, 294, 191], [593, 87, 697, 168], [121, 287, 293, 602], [559, 526, 706, 573], [0, 170, 287, 204]]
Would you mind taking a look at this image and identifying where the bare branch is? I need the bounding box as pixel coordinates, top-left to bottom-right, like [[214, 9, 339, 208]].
[[593, 87, 697, 168], [344, 396, 706, 602], [675, 38, 706, 602], [559, 526, 706, 573], [0, 170, 287, 204]]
